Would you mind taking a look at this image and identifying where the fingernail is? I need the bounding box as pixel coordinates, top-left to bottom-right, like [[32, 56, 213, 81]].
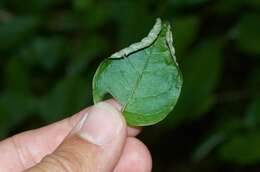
[[72, 102, 123, 146]]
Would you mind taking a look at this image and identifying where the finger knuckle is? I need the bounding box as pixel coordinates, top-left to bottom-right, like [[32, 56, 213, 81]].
[[41, 148, 93, 172]]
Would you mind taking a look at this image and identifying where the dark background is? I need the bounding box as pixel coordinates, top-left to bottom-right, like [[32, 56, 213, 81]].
[[0, 0, 260, 171]]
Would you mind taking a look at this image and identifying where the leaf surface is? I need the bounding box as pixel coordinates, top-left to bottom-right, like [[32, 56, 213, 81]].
[[219, 132, 260, 164], [92, 19, 182, 126]]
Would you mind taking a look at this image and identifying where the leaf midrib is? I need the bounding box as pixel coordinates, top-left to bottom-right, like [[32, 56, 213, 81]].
[[122, 50, 151, 111]]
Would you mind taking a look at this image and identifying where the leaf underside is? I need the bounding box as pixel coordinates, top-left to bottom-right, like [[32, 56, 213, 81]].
[[92, 19, 182, 126]]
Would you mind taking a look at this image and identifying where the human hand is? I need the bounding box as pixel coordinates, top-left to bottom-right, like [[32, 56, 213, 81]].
[[0, 99, 152, 172]]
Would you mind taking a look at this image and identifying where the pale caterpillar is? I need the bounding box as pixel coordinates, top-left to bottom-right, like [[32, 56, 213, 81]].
[[110, 18, 162, 59], [166, 24, 178, 64]]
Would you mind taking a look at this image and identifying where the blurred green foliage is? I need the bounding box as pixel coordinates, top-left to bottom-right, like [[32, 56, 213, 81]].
[[0, 0, 260, 171]]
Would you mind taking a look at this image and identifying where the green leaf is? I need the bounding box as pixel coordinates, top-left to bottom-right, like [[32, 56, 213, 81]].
[[1, 59, 36, 133], [192, 118, 243, 162], [0, 91, 37, 128], [19, 37, 68, 71], [219, 132, 260, 164], [247, 68, 260, 96], [170, 0, 209, 7], [212, 0, 243, 15], [0, 16, 39, 51], [244, 0, 260, 8], [245, 96, 260, 128], [92, 19, 182, 126], [67, 35, 108, 75], [79, 3, 111, 30], [192, 134, 224, 162], [39, 76, 89, 123], [0, 103, 9, 139], [73, 0, 93, 11], [4, 58, 30, 93], [111, 1, 153, 47], [7, 0, 64, 12], [47, 12, 80, 32], [236, 13, 260, 55], [173, 16, 200, 57]]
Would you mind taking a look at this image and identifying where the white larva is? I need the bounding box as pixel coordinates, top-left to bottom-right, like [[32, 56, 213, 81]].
[[110, 18, 162, 59], [166, 24, 178, 64]]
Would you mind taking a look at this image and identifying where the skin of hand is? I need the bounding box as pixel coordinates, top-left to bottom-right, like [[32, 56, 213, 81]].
[[0, 99, 152, 172]]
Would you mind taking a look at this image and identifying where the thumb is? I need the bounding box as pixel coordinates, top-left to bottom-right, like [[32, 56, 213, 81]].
[[26, 102, 127, 172]]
